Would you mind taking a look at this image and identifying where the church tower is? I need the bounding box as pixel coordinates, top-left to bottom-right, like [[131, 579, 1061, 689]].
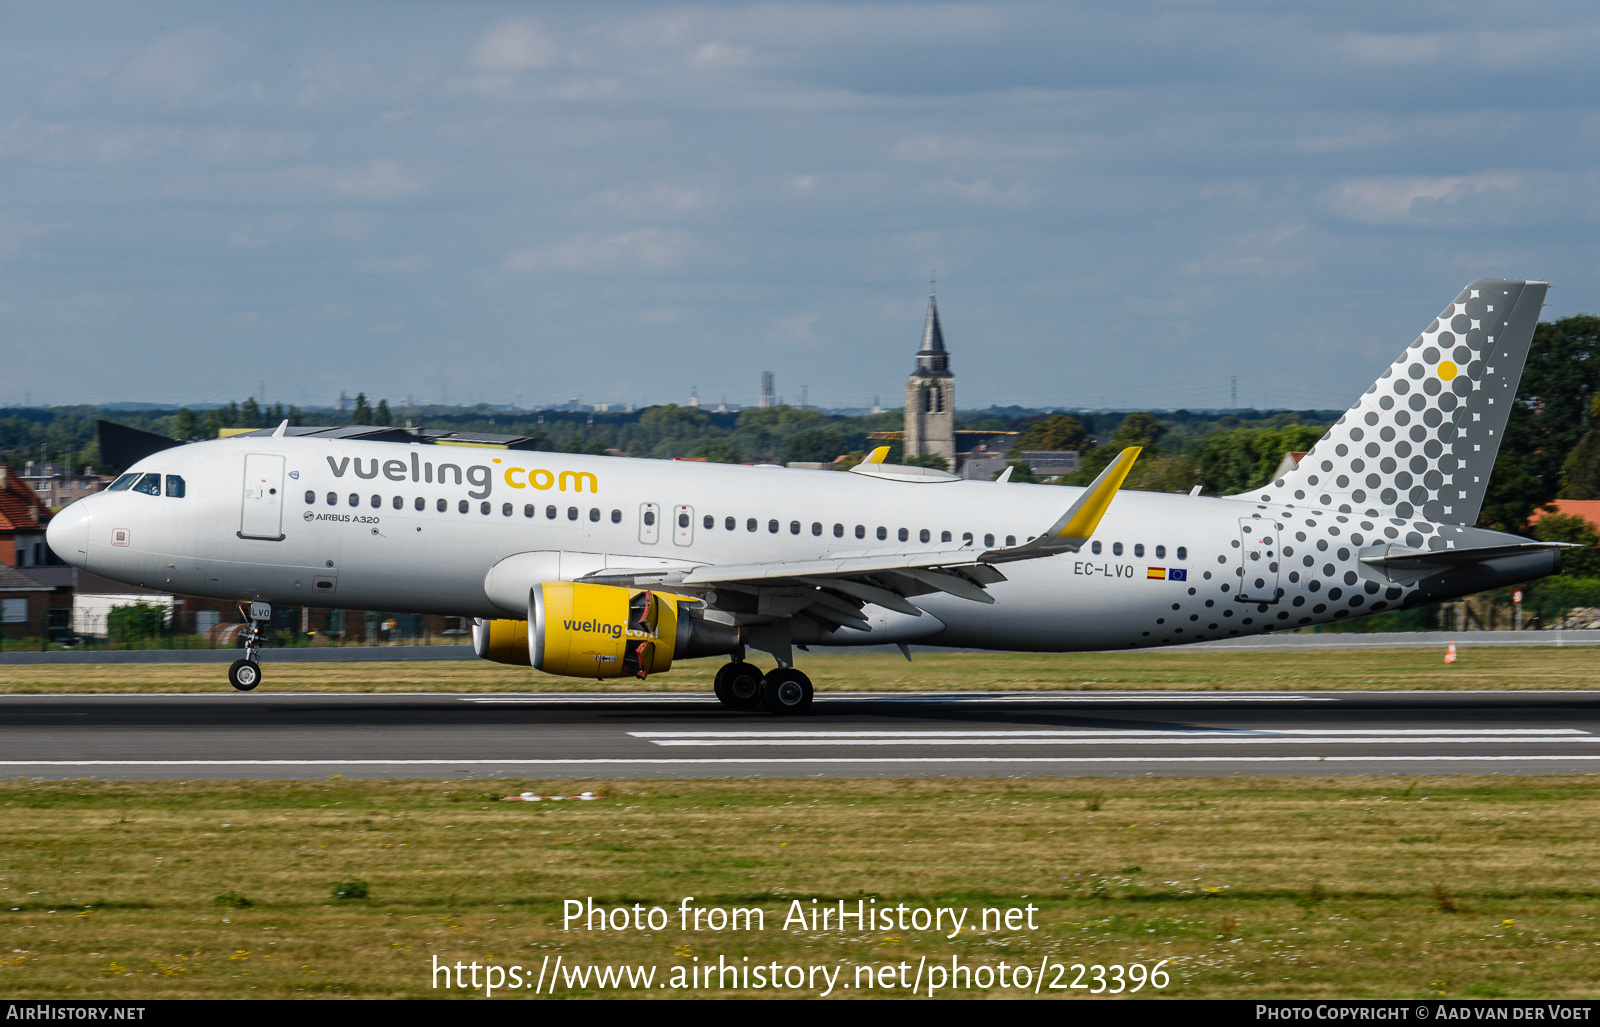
[[903, 293, 956, 465]]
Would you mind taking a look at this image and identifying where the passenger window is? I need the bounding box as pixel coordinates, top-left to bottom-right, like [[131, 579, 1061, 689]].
[[525, 504, 534, 517], [811, 522, 822, 536], [877, 527, 887, 541], [591, 508, 601, 522], [567, 507, 578, 521], [1006, 535, 1016, 547], [769, 520, 779, 534], [1156, 545, 1166, 559], [747, 518, 757, 532], [855, 525, 865, 539], [1134, 543, 1144, 558], [546, 505, 556, 519], [305, 490, 315, 504], [789, 521, 800, 535], [703, 515, 713, 529], [107, 473, 138, 491], [679, 512, 690, 528], [941, 531, 952, 542], [1177, 546, 1187, 560], [612, 510, 622, 524], [329, 493, 338, 506], [1112, 542, 1123, 556], [1092, 541, 1101, 554], [481, 501, 491, 515], [919, 529, 930, 543], [371, 495, 381, 508], [898, 528, 909, 542], [725, 517, 735, 530], [418, 497, 428, 512], [834, 524, 844, 538], [395, 497, 404, 510], [643, 510, 655, 526], [133, 473, 161, 496], [349, 494, 360, 507], [984, 534, 995, 547], [457, 500, 468, 513], [437, 499, 447, 512], [165, 476, 186, 498], [962, 532, 972, 543], [502, 503, 512, 516]]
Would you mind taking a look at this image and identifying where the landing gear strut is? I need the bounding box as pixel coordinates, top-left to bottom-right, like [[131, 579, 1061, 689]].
[[713, 661, 765, 710], [229, 601, 271, 692]]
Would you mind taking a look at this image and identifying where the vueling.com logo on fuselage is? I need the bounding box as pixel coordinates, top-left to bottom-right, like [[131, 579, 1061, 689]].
[[325, 454, 597, 501], [564, 618, 623, 639]]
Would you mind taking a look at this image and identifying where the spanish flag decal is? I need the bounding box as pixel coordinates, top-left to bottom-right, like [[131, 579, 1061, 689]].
[[1147, 567, 1166, 580]]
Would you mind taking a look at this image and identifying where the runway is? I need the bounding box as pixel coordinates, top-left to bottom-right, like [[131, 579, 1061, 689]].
[[3, 689, 1600, 779]]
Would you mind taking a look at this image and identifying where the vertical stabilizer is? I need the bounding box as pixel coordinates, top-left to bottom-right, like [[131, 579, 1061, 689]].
[[1237, 279, 1547, 525]]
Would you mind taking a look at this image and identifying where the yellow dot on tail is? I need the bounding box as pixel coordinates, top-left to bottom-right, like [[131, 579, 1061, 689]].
[[1437, 361, 1458, 381]]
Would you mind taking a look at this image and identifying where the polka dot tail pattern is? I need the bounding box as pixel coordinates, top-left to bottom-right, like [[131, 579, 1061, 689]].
[[1245, 279, 1548, 527]]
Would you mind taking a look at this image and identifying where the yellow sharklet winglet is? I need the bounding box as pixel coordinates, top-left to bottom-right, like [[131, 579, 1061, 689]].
[[1053, 446, 1140, 539], [981, 447, 1141, 564], [862, 445, 890, 464]]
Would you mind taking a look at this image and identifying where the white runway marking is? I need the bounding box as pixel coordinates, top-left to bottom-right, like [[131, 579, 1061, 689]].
[[631, 728, 1589, 738], [630, 728, 1593, 747], [2, 756, 1600, 768], [456, 693, 1340, 704]]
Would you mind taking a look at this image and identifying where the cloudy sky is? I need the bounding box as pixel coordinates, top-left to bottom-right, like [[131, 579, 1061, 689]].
[[4, 1, 1598, 412]]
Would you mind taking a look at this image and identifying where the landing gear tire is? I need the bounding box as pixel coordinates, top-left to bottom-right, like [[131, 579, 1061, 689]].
[[228, 658, 261, 692], [714, 661, 765, 710], [760, 668, 813, 715]]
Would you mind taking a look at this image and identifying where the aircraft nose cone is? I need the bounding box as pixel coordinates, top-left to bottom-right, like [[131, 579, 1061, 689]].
[[45, 500, 91, 570]]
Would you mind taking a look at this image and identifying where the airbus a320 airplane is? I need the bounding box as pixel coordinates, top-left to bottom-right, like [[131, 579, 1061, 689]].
[[47, 279, 1570, 713]]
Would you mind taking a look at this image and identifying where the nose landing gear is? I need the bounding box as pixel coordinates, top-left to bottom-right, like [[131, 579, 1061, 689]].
[[228, 601, 272, 692], [712, 660, 813, 714]]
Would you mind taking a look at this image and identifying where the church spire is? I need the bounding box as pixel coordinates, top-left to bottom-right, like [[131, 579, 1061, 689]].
[[913, 294, 950, 376]]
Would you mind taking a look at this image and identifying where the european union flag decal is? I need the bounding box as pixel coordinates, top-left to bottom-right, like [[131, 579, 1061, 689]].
[[1169, 568, 1188, 581]]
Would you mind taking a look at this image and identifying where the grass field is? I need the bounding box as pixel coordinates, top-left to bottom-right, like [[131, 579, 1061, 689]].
[[0, 645, 1597, 693], [2, 776, 1599, 999]]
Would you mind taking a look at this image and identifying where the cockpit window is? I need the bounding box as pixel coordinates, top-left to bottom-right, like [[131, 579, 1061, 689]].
[[107, 473, 138, 491], [165, 475, 186, 498], [132, 473, 162, 496]]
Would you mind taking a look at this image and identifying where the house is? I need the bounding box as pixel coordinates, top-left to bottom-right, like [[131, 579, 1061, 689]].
[[0, 464, 51, 569]]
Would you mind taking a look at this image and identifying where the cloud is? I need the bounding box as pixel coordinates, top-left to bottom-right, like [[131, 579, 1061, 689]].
[[112, 25, 239, 109], [503, 228, 697, 273], [1181, 224, 1314, 279], [355, 254, 430, 274], [1319, 172, 1571, 227], [472, 19, 555, 72]]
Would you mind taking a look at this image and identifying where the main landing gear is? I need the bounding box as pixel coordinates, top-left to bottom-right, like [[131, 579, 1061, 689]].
[[713, 660, 813, 715], [228, 601, 272, 692]]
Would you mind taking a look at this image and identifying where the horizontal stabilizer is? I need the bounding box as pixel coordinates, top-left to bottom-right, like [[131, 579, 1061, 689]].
[[1360, 540, 1576, 572]]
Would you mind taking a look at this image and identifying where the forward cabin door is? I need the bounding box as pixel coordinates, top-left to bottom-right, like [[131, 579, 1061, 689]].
[[239, 453, 286, 541], [1236, 518, 1282, 603]]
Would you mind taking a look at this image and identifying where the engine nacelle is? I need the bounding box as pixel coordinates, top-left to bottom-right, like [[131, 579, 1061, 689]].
[[473, 582, 739, 680]]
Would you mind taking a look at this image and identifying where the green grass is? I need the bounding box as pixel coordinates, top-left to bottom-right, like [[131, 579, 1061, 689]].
[[1, 645, 1598, 693], [3, 777, 1600, 998]]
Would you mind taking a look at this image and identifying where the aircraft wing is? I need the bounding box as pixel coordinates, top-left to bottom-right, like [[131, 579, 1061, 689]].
[[581, 448, 1143, 630]]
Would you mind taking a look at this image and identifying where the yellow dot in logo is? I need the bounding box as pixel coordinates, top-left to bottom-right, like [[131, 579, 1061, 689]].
[[1438, 360, 1458, 381]]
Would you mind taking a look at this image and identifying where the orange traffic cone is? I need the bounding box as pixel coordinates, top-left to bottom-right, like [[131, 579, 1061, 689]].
[[1444, 641, 1457, 664]]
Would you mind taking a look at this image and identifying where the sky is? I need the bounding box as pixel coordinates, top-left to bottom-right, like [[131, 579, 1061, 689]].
[[3, 1, 1599, 413]]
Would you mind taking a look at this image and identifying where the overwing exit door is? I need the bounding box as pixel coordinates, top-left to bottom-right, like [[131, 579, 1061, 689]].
[[239, 453, 286, 541]]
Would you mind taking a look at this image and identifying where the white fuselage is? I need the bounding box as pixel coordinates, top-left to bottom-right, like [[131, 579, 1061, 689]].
[[47, 436, 1512, 652]]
